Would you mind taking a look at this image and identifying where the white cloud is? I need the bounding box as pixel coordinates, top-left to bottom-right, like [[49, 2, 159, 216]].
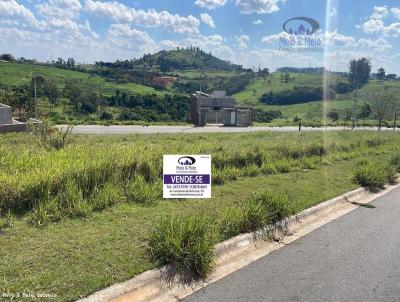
[[252, 19, 263, 25], [36, 0, 82, 19], [200, 13, 216, 28], [194, 0, 227, 10], [363, 18, 400, 36], [107, 24, 157, 53], [371, 6, 389, 19], [323, 30, 355, 46], [84, 0, 200, 35], [391, 7, 400, 19], [236, 0, 283, 14], [356, 38, 391, 52], [329, 7, 337, 17], [0, 0, 40, 27], [261, 31, 290, 43], [237, 34, 250, 48]]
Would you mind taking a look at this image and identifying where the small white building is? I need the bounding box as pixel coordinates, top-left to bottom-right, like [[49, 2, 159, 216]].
[[0, 103, 12, 125]]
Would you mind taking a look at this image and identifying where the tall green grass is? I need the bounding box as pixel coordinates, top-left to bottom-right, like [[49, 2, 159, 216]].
[[147, 215, 216, 278], [148, 190, 294, 277], [1, 131, 398, 225]]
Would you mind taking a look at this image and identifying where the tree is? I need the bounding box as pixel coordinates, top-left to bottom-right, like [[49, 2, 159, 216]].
[[64, 83, 83, 113], [0, 54, 16, 61], [43, 80, 60, 111], [370, 87, 395, 130], [327, 110, 339, 121], [284, 73, 290, 83], [358, 102, 371, 119], [348, 57, 371, 88], [67, 57, 75, 68], [376, 68, 385, 80]]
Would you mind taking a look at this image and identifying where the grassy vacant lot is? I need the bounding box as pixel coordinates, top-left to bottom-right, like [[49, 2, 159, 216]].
[[1, 131, 399, 301], [0, 61, 158, 97]]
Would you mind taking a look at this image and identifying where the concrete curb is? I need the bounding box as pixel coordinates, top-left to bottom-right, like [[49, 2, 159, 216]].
[[77, 184, 399, 302]]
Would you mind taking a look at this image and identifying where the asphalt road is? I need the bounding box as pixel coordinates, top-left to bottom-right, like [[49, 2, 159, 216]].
[[182, 187, 400, 302], [57, 125, 399, 135]]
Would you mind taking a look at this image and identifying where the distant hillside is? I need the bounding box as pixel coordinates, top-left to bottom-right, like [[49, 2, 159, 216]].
[[132, 48, 244, 72], [0, 61, 159, 97]]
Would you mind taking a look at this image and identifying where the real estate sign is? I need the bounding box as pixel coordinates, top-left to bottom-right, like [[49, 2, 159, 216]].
[[163, 155, 211, 199]]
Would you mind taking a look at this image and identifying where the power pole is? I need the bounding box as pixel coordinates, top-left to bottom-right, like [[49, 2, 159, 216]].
[[34, 77, 38, 119], [352, 79, 359, 129]]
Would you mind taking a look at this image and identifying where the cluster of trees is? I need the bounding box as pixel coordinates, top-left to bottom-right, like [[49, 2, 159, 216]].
[[0, 76, 64, 118], [91, 68, 158, 86], [276, 67, 326, 74], [108, 91, 190, 122], [261, 86, 335, 105], [254, 109, 283, 122], [132, 47, 244, 72], [348, 57, 371, 88]]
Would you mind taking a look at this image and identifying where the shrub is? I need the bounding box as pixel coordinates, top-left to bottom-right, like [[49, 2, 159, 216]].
[[220, 200, 267, 239], [100, 111, 113, 120], [275, 160, 292, 173], [125, 176, 160, 204], [91, 182, 125, 211], [0, 210, 15, 229], [386, 165, 398, 184], [354, 163, 387, 190], [301, 158, 317, 170], [260, 162, 277, 175], [29, 199, 62, 226], [147, 215, 216, 278], [223, 166, 240, 181], [389, 153, 400, 172], [212, 170, 226, 185], [57, 179, 91, 218], [242, 164, 259, 177], [252, 190, 293, 224]]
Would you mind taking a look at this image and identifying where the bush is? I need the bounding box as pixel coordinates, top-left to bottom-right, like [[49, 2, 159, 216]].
[[354, 163, 387, 190], [147, 215, 216, 278], [242, 164, 259, 177], [389, 153, 400, 172], [100, 111, 113, 120], [275, 160, 292, 173], [91, 182, 125, 211], [252, 191, 293, 224], [29, 199, 62, 226], [260, 162, 277, 175], [220, 200, 267, 239], [386, 165, 398, 184], [212, 170, 225, 185], [125, 176, 160, 204]]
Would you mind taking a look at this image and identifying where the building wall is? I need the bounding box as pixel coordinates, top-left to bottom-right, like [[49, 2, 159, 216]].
[[0, 104, 12, 125], [236, 110, 252, 127]]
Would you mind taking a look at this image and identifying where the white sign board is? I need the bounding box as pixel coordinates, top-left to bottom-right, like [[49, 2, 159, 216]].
[[163, 155, 211, 199]]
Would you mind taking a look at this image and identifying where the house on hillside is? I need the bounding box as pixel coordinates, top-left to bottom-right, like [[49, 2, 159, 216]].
[[190, 91, 252, 127]]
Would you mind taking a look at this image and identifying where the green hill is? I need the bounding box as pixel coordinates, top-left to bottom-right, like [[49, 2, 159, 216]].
[[233, 72, 400, 123], [133, 48, 244, 72], [0, 61, 158, 97]]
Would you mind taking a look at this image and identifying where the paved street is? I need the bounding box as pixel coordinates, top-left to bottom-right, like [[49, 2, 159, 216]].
[[57, 125, 398, 135], [182, 187, 400, 302]]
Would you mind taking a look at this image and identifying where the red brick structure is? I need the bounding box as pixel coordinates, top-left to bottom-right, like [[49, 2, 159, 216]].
[[151, 76, 177, 87]]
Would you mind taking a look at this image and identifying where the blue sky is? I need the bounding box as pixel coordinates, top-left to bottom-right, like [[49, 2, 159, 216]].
[[1, 0, 400, 72]]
